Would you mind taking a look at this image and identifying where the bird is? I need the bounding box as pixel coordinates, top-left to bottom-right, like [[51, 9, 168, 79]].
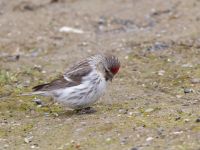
[[31, 54, 120, 112]]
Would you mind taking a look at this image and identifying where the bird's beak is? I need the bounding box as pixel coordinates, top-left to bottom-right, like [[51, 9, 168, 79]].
[[105, 69, 114, 82]]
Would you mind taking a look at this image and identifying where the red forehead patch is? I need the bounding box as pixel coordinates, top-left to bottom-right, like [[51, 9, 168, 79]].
[[111, 67, 120, 74]]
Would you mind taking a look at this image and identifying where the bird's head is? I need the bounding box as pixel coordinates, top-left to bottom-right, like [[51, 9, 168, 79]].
[[104, 55, 120, 81], [90, 54, 120, 81]]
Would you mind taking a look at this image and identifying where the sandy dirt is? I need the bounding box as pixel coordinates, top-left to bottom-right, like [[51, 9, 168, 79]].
[[0, 0, 200, 150]]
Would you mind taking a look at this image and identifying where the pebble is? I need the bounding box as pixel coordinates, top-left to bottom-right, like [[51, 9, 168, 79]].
[[173, 131, 183, 135], [158, 70, 165, 76], [128, 112, 133, 116], [182, 63, 193, 68], [125, 56, 129, 59], [176, 95, 182, 98], [106, 138, 111, 143], [196, 118, 200, 123], [191, 78, 200, 84], [175, 116, 181, 121], [144, 108, 154, 113], [4, 144, 9, 148], [75, 144, 81, 149], [157, 127, 164, 135], [130, 147, 138, 150], [118, 109, 128, 114], [146, 137, 154, 142], [120, 137, 128, 145], [33, 65, 42, 71], [184, 88, 194, 94], [30, 145, 36, 149], [70, 140, 75, 144], [80, 122, 87, 126], [5, 54, 20, 62], [44, 112, 49, 117], [57, 146, 64, 150], [59, 26, 84, 34], [24, 138, 30, 143], [184, 119, 190, 122], [24, 136, 33, 144], [147, 42, 169, 51]]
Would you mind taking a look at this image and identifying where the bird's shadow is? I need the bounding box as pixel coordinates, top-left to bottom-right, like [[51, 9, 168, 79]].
[[48, 107, 97, 118], [30, 97, 97, 117]]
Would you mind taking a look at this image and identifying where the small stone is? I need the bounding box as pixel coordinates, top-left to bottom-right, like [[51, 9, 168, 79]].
[[30, 145, 36, 149], [75, 144, 80, 149], [106, 138, 111, 143], [167, 58, 171, 62], [128, 112, 133, 116], [6, 54, 20, 62], [118, 109, 128, 114], [51, 0, 59, 3], [191, 78, 200, 84], [196, 118, 200, 123], [173, 131, 183, 135], [182, 103, 189, 106], [175, 116, 181, 121], [144, 108, 154, 113], [4, 144, 9, 148], [176, 95, 182, 98], [184, 88, 194, 94], [157, 127, 164, 135], [80, 122, 86, 126], [182, 63, 193, 68], [24, 138, 30, 143], [70, 140, 75, 144], [57, 146, 64, 150], [53, 113, 59, 117], [158, 70, 165, 76], [33, 65, 42, 71], [125, 56, 129, 59], [130, 147, 138, 150], [120, 137, 128, 145], [59, 26, 84, 34], [24, 136, 33, 143], [147, 42, 169, 51], [44, 112, 49, 117], [184, 119, 190, 122], [146, 137, 154, 142], [37, 105, 42, 108]]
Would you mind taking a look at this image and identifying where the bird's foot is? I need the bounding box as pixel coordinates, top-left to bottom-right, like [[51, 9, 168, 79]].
[[75, 107, 97, 114]]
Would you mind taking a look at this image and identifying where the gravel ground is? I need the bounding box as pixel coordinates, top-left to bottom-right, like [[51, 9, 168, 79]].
[[0, 0, 200, 150]]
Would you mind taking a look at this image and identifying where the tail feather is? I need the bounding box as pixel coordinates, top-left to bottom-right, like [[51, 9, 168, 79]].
[[33, 83, 49, 91], [21, 91, 46, 96]]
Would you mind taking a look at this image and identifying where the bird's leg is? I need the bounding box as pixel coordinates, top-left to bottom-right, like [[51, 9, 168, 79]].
[[75, 107, 96, 114], [84, 107, 96, 112]]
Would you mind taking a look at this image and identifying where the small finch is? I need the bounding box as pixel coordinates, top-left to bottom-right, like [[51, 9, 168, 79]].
[[32, 54, 120, 111]]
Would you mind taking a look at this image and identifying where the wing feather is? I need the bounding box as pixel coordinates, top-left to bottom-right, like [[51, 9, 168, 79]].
[[33, 60, 92, 91]]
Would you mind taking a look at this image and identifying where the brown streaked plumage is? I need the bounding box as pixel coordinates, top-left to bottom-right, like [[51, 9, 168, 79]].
[[33, 61, 92, 91]]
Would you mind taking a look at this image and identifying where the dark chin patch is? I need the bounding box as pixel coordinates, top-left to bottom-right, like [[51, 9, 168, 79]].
[[111, 67, 119, 74]]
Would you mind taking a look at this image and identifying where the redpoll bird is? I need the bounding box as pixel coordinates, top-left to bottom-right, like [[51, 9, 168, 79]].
[[32, 54, 120, 110]]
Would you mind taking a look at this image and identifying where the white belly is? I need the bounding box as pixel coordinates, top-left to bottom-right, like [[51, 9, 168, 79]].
[[54, 71, 106, 109]]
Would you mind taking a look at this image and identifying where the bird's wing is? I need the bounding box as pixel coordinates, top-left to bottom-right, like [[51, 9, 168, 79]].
[[33, 60, 92, 91]]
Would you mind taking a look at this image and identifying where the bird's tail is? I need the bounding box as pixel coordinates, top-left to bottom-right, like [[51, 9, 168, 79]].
[[21, 91, 46, 96], [32, 83, 49, 91]]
